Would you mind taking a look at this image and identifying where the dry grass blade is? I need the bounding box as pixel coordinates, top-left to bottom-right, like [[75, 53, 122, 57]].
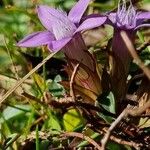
[[101, 109, 127, 150], [70, 63, 80, 101], [120, 31, 150, 80], [0, 51, 57, 106]]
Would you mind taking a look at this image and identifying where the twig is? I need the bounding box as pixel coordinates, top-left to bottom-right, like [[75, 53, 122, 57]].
[[61, 132, 101, 150], [70, 63, 80, 101], [22, 92, 115, 118], [101, 109, 127, 150], [0, 52, 57, 106], [49, 100, 116, 117], [89, 125, 141, 149], [101, 95, 150, 149], [0, 74, 33, 85], [109, 135, 141, 150], [120, 31, 150, 80]]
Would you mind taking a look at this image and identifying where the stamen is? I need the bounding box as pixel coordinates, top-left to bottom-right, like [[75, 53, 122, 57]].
[[125, 0, 136, 27], [117, 0, 127, 24], [116, 0, 137, 29], [117, 0, 126, 17]]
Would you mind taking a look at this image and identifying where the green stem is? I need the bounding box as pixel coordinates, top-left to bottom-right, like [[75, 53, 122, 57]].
[[36, 125, 40, 150]]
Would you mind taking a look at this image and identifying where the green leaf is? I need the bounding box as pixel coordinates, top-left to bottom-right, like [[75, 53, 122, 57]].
[[48, 75, 65, 97], [54, 75, 62, 82], [107, 141, 131, 150], [43, 110, 61, 131], [0, 105, 31, 123], [100, 92, 116, 114], [107, 141, 122, 150], [138, 118, 150, 128], [63, 109, 85, 131], [97, 92, 116, 123]]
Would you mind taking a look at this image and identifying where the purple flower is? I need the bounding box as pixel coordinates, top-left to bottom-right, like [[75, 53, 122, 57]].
[[82, 0, 150, 109], [17, 0, 106, 70], [108, 0, 150, 69], [106, 0, 150, 74], [107, 2, 150, 30], [84, 0, 150, 52], [109, 0, 150, 110], [68, 0, 149, 73]]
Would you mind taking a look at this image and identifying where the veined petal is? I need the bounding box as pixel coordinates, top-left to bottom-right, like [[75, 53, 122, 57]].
[[48, 37, 72, 52], [37, 5, 67, 31], [75, 17, 107, 33], [68, 0, 91, 24], [17, 31, 54, 47]]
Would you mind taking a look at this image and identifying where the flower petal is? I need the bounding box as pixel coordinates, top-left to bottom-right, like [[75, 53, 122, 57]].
[[137, 12, 150, 20], [108, 12, 117, 24], [136, 12, 150, 26], [75, 17, 107, 33], [48, 37, 72, 52], [37, 5, 67, 31], [17, 31, 54, 47], [68, 0, 91, 24]]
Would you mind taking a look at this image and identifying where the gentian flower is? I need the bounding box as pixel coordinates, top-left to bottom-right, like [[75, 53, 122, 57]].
[[107, 0, 150, 103], [17, 0, 106, 71], [78, 0, 150, 108], [17, 0, 106, 96], [80, 0, 150, 74]]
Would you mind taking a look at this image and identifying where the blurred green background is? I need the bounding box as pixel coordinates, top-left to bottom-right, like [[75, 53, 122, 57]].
[[0, 0, 149, 149]]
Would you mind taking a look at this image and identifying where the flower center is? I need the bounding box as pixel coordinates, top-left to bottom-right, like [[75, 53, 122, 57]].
[[52, 10, 77, 40], [116, 0, 136, 29]]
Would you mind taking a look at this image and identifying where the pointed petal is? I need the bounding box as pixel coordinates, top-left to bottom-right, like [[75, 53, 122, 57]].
[[137, 12, 150, 20], [17, 31, 54, 47], [68, 0, 91, 24], [37, 5, 67, 31], [108, 12, 117, 24], [75, 17, 107, 33], [48, 37, 72, 52], [136, 12, 150, 26]]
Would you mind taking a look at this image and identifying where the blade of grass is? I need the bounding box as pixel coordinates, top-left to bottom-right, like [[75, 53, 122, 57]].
[[121, 31, 150, 80], [24, 107, 35, 137], [36, 125, 40, 150]]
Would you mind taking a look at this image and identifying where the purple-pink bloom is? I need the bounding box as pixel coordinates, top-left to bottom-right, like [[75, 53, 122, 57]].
[[109, 0, 150, 111], [80, 0, 150, 109], [70, 0, 149, 74], [17, 0, 106, 70], [83, 0, 150, 46], [107, 1, 150, 30], [108, 0, 150, 73], [82, 0, 149, 74]]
